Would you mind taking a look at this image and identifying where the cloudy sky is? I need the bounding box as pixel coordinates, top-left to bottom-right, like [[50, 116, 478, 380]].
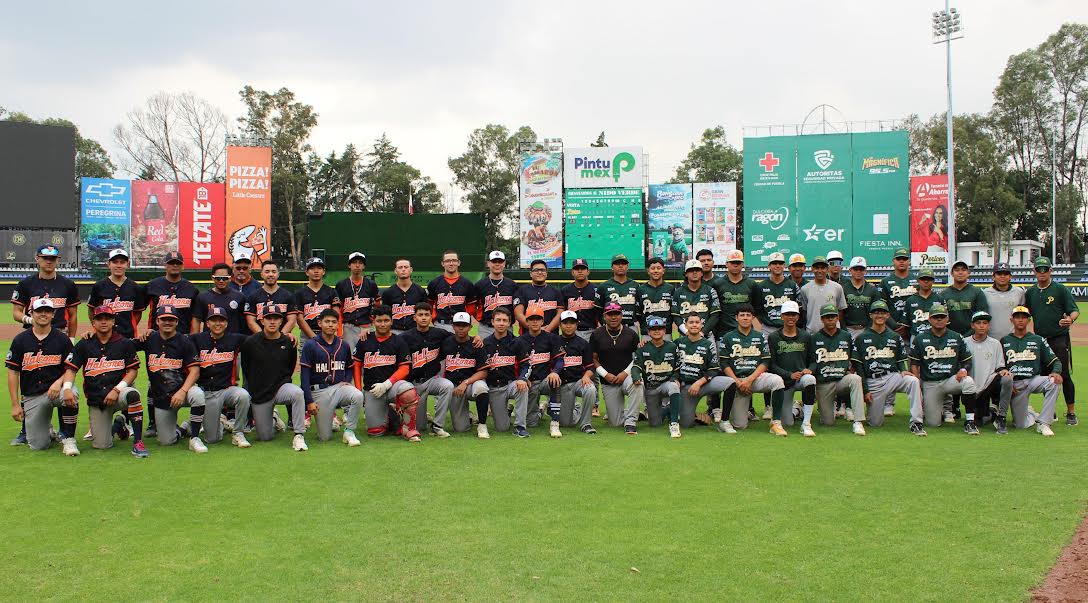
[[3, 0, 1085, 202]]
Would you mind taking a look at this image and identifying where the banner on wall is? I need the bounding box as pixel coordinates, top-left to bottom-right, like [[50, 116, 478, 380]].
[[910, 174, 950, 267], [79, 177, 132, 266], [225, 146, 272, 266], [852, 131, 910, 264], [743, 136, 798, 264], [518, 152, 563, 268], [130, 180, 179, 267], [563, 146, 643, 189], [692, 182, 737, 262], [178, 182, 226, 270], [795, 134, 853, 260], [647, 183, 693, 268]]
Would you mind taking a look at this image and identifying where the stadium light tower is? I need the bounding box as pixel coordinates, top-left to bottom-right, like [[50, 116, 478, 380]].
[[932, 3, 962, 265]]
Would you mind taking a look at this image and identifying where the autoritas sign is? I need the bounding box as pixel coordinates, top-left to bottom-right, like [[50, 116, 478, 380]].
[[563, 146, 643, 189]]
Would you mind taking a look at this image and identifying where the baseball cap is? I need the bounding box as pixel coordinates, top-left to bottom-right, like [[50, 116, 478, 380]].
[[205, 307, 229, 320], [36, 245, 61, 257], [347, 252, 366, 263], [929, 303, 949, 317], [305, 257, 325, 269], [767, 252, 786, 264], [611, 254, 629, 265], [164, 251, 184, 264], [788, 253, 806, 266], [646, 316, 668, 329], [488, 251, 506, 262], [971, 310, 992, 322], [559, 310, 578, 322], [780, 300, 800, 314], [819, 303, 840, 317], [725, 249, 744, 263], [30, 298, 55, 312], [869, 300, 890, 313], [849, 256, 867, 269], [811, 256, 829, 267], [232, 253, 252, 264], [603, 302, 623, 315], [1012, 305, 1032, 316], [258, 304, 286, 319], [92, 304, 116, 318], [155, 305, 179, 319], [917, 268, 936, 280], [452, 311, 472, 325], [525, 306, 544, 319], [1034, 256, 1053, 269], [684, 259, 702, 272], [951, 260, 969, 270], [572, 258, 589, 269], [108, 249, 129, 261], [993, 262, 1011, 273], [893, 248, 910, 259], [827, 250, 844, 262]]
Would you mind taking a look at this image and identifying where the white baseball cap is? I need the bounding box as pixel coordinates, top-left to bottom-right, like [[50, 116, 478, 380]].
[[232, 253, 252, 264], [684, 259, 702, 272], [452, 311, 472, 325], [348, 252, 366, 262], [780, 300, 800, 314], [827, 250, 844, 261], [107, 249, 129, 261], [767, 252, 785, 264], [488, 251, 506, 261], [30, 298, 55, 311], [725, 249, 744, 262], [849, 256, 867, 269], [560, 310, 579, 322], [788, 253, 806, 265]]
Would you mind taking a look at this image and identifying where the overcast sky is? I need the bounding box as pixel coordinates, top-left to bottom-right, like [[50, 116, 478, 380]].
[[3, 0, 1086, 202]]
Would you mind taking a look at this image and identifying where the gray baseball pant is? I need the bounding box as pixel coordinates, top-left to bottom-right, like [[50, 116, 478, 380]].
[[342, 323, 370, 351], [197, 386, 251, 443], [555, 381, 597, 428], [601, 376, 640, 428], [780, 373, 816, 427], [413, 376, 454, 431], [22, 392, 78, 450], [680, 375, 735, 428], [865, 373, 922, 427], [641, 381, 680, 427], [362, 380, 415, 435], [518, 380, 555, 428], [922, 376, 977, 427], [487, 381, 526, 432], [729, 373, 785, 427], [253, 383, 306, 441], [89, 386, 141, 450], [312, 382, 364, 441], [815, 374, 864, 426], [449, 381, 490, 432], [153, 388, 206, 446], [1004, 376, 1060, 428]]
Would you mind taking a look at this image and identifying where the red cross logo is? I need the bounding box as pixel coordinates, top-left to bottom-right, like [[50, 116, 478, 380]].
[[758, 152, 780, 173]]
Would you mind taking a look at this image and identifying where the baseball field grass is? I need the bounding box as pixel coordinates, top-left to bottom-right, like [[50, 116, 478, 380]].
[[1, 309, 1087, 601]]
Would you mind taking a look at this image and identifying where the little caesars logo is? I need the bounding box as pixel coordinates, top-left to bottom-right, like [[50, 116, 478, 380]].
[[573, 151, 636, 182], [802, 149, 845, 184]]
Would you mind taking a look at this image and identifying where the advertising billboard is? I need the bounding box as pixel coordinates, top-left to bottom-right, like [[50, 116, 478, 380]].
[[743, 136, 797, 264], [130, 180, 179, 267], [852, 131, 910, 264], [647, 183, 693, 268], [563, 188, 644, 269], [79, 177, 131, 266], [795, 134, 853, 260], [692, 182, 738, 262], [518, 151, 563, 268], [225, 146, 272, 266], [910, 174, 951, 267], [562, 146, 643, 189], [178, 182, 226, 270]]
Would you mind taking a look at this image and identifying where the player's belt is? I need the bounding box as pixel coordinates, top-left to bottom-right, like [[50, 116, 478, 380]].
[[310, 383, 333, 392], [1013, 376, 1033, 382]]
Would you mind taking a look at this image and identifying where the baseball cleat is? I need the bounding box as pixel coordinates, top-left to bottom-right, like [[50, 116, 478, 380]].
[[408, 434, 422, 442], [762, 406, 773, 421], [769, 420, 788, 437], [430, 425, 451, 438], [1036, 422, 1055, 437], [845, 407, 855, 422], [178, 420, 191, 438], [231, 432, 251, 448], [477, 423, 490, 439], [272, 410, 286, 432], [145, 425, 157, 438], [591, 405, 601, 418], [332, 414, 343, 432], [718, 420, 737, 434], [834, 405, 845, 419], [963, 421, 980, 436], [112, 416, 131, 441], [909, 422, 927, 437], [852, 422, 866, 436], [292, 434, 308, 451], [549, 421, 562, 438], [514, 426, 530, 438], [669, 422, 682, 438], [131, 441, 149, 458], [993, 415, 1008, 435], [61, 437, 80, 456], [747, 408, 758, 422], [189, 437, 208, 454], [800, 423, 816, 437], [580, 424, 597, 435], [884, 404, 895, 417], [49, 427, 60, 443], [342, 429, 361, 447], [10, 432, 27, 446], [220, 414, 234, 433], [942, 411, 955, 424], [711, 408, 723, 424], [624, 424, 638, 435], [82, 430, 93, 441], [1066, 413, 1078, 426]]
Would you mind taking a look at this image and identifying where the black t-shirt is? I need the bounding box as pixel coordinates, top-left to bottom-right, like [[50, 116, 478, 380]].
[[353, 333, 410, 388], [66, 334, 140, 407], [11, 273, 80, 330], [87, 277, 146, 338], [514, 283, 563, 325], [5, 328, 72, 397], [335, 277, 380, 326], [427, 275, 478, 323], [589, 326, 640, 374], [294, 284, 341, 333], [484, 333, 530, 387], [474, 276, 517, 327], [244, 287, 298, 326], [192, 288, 246, 334], [441, 336, 488, 386], [135, 331, 198, 409], [191, 331, 245, 391], [380, 283, 428, 331], [240, 332, 297, 404], [518, 330, 564, 382], [400, 327, 452, 382], [556, 333, 592, 383], [145, 276, 199, 334], [560, 282, 599, 331]]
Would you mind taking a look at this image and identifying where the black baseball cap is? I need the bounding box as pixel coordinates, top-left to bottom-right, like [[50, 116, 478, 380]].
[[164, 251, 184, 264], [205, 307, 229, 320], [155, 305, 179, 318], [572, 258, 589, 269], [993, 262, 1011, 274]]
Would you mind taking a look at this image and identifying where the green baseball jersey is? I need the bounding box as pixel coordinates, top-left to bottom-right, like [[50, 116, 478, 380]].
[[851, 327, 909, 385], [718, 328, 770, 378], [671, 283, 720, 333], [1000, 332, 1062, 379], [842, 280, 883, 328], [636, 281, 674, 332], [594, 278, 640, 326], [631, 339, 679, 388], [675, 336, 720, 384], [941, 283, 989, 335], [904, 291, 945, 337], [908, 329, 972, 381], [790, 276, 809, 290], [704, 274, 725, 292], [1024, 282, 1079, 337], [879, 272, 916, 324], [752, 277, 801, 328], [808, 327, 854, 383], [714, 275, 757, 333], [767, 328, 811, 386]]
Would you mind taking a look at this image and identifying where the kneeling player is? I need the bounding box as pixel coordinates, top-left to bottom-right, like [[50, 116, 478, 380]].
[[515, 306, 564, 437], [353, 306, 422, 442], [632, 316, 683, 437], [767, 301, 817, 436], [190, 307, 251, 447], [809, 304, 866, 435], [720, 304, 787, 436], [997, 306, 1062, 436], [676, 313, 735, 431], [441, 312, 491, 437], [482, 308, 528, 436], [139, 306, 207, 452], [909, 303, 979, 433], [551, 310, 597, 437], [240, 304, 308, 450], [301, 309, 364, 446], [852, 300, 925, 436]]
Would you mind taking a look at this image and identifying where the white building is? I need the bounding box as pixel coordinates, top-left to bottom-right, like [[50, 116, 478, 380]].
[[954, 240, 1044, 267]]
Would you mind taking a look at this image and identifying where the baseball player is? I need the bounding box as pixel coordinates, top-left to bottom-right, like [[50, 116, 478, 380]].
[[239, 304, 308, 450], [1024, 256, 1079, 426], [904, 269, 944, 345], [711, 249, 757, 418], [594, 254, 639, 329], [826, 250, 845, 283], [551, 310, 597, 437], [190, 307, 252, 447], [787, 253, 808, 290], [752, 252, 801, 336], [909, 303, 978, 432], [808, 303, 866, 435], [61, 305, 149, 457], [243, 260, 298, 336], [879, 248, 915, 340], [797, 256, 847, 334], [11, 244, 81, 335], [295, 257, 341, 347], [381, 258, 429, 335], [720, 303, 787, 436], [191, 263, 246, 334], [514, 259, 563, 333], [768, 301, 816, 435], [229, 254, 261, 299], [559, 258, 598, 340], [336, 252, 380, 351], [474, 251, 518, 341], [352, 305, 422, 442], [982, 262, 1023, 341], [482, 307, 529, 435], [997, 306, 1063, 436], [631, 315, 683, 437], [842, 257, 882, 339], [300, 308, 364, 446], [963, 310, 1012, 432], [145, 252, 198, 335], [672, 259, 720, 339], [441, 312, 490, 436], [5, 299, 78, 455], [136, 305, 206, 452], [87, 249, 145, 338], [697, 249, 724, 291], [427, 250, 479, 333], [943, 261, 989, 335], [852, 300, 925, 436], [514, 306, 564, 436], [401, 302, 458, 438], [636, 257, 674, 339], [590, 303, 640, 434], [675, 313, 735, 431]]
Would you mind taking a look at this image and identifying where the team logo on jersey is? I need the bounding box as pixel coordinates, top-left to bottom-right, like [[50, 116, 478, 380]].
[[483, 294, 513, 312], [391, 303, 414, 320], [562, 355, 583, 367], [912, 309, 931, 325], [887, 284, 917, 298], [1006, 349, 1038, 363], [21, 351, 63, 371], [343, 296, 371, 313], [411, 348, 441, 369], [815, 348, 850, 363], [776, 341, 806, 354], [29, 295, 67, 309], [607, 291, 636, 306], [679, 300, 709, 315], [922, 346, 957, 360], [435, 293, 466, 310], [642, 360, 675, 375], [303, 302, 332, 320], [157, 295, 192, 308], [199, 349, 236, 367], [488, 354, 516, 369], [863, 346, 896, 360], [525, 300, 559, 311], [229, 300, 239, 310], [105, 297, 136, 312], [528, 351, 552, 365], [314, 360, 347, 373], [680, 352, 705, 365], [445, 355, 477, 371], [146, 354, 184, 372], [566, 297, 594, 312], [730, 343, 762, 357], [84, 357, 129, 377], [642, 298, 670, 313], [362, 352, 398, 369]]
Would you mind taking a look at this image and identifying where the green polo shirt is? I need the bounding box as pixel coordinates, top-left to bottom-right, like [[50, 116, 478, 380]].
[[767, 328, 811, 386], [941, 283, 989, 335], [1024, 281, 1079, 338]]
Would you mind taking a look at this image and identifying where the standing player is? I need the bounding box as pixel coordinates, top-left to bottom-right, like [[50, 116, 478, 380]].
[[720, 304, 787, 436], [675, 313, 735, 431], [191, 263, 246, 334], [594, 254, 639, 329], [244, 260, 298, 336], [11, 245, 81, 335], [87, 249, 145, 338], [145, 251, 198, 335], [240, 304, 308, 450], [797, 256, 847, 333], [637, 257, 674, 339], [551, 310, 597, 436], [514, 307, 564, 436], [427, 250, 478, 333], [299, 308, 364, 446], [787, 253, 808, 290], [441, 312, 491, 436], [943, 261, 989, 335], [963, 310, 1011, 432], [711, 249, 757, 418], [631, 316, 682, 437], [295, 257, 341, 346], [190, 307, 251, 447], [560, 258, 598, 340], [751, 252, 800, 336], [137, 306, 206, 452], [879, 248, 915, 340], [1024, 256, 1079, 425], [808, 304, 866, 435], [672, 259, 720, 338], [982, 262, 1023, 341], [997, 306, 1063, 436], [903, 268, 944, 342], [353, 306, 422, 442], [852, 300, 925, 435], [842, 257, 882, 339], [768, 301, 816, 435], [6, 299, 78, 455], [826, 250, 845, 283], [61, 305, 148, 457], [475, 250, 518, 341], [909, 304, 978, 432], [401, 302, 456, 438], [229, 254, 261, 299], [590, 303, 641, 434], [482, 307, 529, 435], [381, 258, 428, 336], [697, 249, 724, 291], [514, 260, 563, 333], [336, 252, 380, 350]]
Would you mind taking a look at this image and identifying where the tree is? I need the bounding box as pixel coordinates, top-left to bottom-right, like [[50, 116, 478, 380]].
[[360, 134, 443, 214], [902, 113, 940, 176], [307, 144, 365, 212], [671, 126, 745, 240], [113, 92, 228, 182], [448, 124, 536, 259], [591, 132, 608, 147], [237, 86, 318, 268]]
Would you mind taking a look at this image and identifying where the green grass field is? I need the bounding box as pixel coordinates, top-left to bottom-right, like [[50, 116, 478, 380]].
[[2, 303, 1087, 600]]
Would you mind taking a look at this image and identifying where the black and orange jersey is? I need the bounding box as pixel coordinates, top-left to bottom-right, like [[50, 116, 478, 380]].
[[145, 276, 199, 334], [66, 334, 139, 407], [87, 277, 146, 338], [134, 331, 198, 409], [380, 283, 428, 332], [11, 273, 80, 331], [294, 284, 340, 332], [191, 331, 245, 391], [5, 328, 72, 397], [427, 275, 478, 323], [474, 276, 517, 327], [335, 276, 380, 326], [353, 333, 411, 388]]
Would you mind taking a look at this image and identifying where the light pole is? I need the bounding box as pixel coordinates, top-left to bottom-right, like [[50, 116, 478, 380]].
[[1052, 134, 1057, 261], [933, 4, 962, 266]]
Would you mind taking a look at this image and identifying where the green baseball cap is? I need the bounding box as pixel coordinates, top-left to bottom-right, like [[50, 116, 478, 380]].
[[929, 303, 948, 317], [811, 255, 829, 267], [869, 300, 890, 313], [819, 304, 839, 317], [893, 248, 910, 259], [611, 254, 629, 264], [1034, 256, 1052, 268], [917, 268, 935, 280]]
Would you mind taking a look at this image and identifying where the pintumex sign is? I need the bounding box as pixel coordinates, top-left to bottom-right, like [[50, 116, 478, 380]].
[[563, 146, 643, 189]]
